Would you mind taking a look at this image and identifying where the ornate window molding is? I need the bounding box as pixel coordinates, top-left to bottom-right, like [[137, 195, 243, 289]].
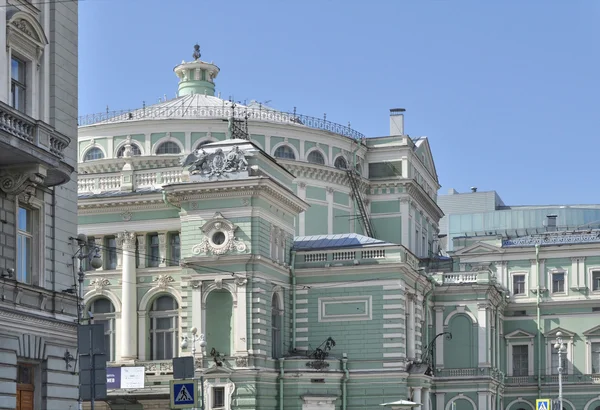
[[305, 147, 328, 166], [192, 212, 247, 256], [583, 325, 600, 374], [548, 268, 568, 296], [115, 136, 144, 157], [153, 135, 184, 155], [544, 327, 574, 375], [588, 266, 600, 293], [505, 329, 535, 376], [81, 142, 107, 162], [7, 11, 47, 62], [203, 379, 235, 410], [272, 142, 298, 160]]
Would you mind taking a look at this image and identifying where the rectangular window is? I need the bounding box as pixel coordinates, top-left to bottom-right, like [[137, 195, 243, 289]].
[[592, 342, 600, 374], [212, 387, 225, 408], [512, 345, 528, 376], [513, 274, 526, 295], [552, 272, 565, 293], [169, 233, 180, 266], [551, 347, 568, 375], [83, 237, 96, 271], [11, 57, 26, 112], [148, 234, 160, 267], [17, 207, 33, 284], [592, 271, 600, 291], [105, 237, 117, 270]]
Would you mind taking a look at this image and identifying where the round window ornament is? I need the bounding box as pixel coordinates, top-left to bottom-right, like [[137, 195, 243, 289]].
[[212, 231, 226, 245]]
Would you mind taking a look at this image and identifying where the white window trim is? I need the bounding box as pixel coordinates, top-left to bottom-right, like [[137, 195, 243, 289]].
[[271, 142, 298, 160], [152, 135, 184, 155], [545, 334, 574, 375], [548, 269, 568, 296], [305, 147, 328, 166], [114, 139, 144, 157], [585, 337, 600, 374], [203, 380, 235, 410], [588, 266, 600, 294], [15, 195, 44, 286], [509, 271, 528, 297], [505, 333, 534, 376], [81, 144, 107, 162], [148, 298, 179, 361]]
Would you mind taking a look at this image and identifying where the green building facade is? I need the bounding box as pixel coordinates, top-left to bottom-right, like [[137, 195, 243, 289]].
[[76, 48, 600, 410]]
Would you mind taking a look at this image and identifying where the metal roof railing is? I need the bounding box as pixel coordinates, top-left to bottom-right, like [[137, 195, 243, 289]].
[[78, 104, 366, 140]]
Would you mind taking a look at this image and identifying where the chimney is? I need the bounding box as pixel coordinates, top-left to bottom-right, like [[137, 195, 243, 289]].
[[389, 108, 405, 136], [471, 187, 478, 193], [546, 215, 557, 231]]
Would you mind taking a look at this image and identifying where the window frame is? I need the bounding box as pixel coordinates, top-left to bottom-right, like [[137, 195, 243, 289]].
[[89, 298, 116, 362], [549, 270, 567, 295], [83, 147, 106, 162], [169, 232, 181, 266], [271, 293, 283, 359], [148, 233, 160, 267], [204, 381, 234, 410], [511, 344, 529, 376], [15, 196, 43, 286], [155, 141, 182, 155], [505, 330, 535, 377], [306, 149, 326, 165], [545, 330, 574, 375], [509, 271, 529, 298], [273, 144, 296, 160], [333, 155, 348, 170], [16, 206, 33, 284], [116, 143, 142, 157], [104, 236, 117, 270], [148, 295, 179, 361], [589, 267, 600, 293], [11, 56, 27, 113]]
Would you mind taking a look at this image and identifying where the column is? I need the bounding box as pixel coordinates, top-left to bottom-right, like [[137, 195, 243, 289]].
[[158, 232, 167, 267], [571, 257, 580, 288], [119, 231, 137, 361], [434, 306, 444, 367], [234, 277, 248, 356], [422, 388, 430, 410], [407, 294, 416, 360], [539, 259, 546, 290], [578, 257, 586, 287], [413, 387, 422, 410], [478, 304, 489, 366], [478, 392, 489, 410]]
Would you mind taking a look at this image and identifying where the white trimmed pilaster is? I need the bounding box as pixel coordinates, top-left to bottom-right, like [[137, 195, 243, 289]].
[[326, 187, 334, 234], [435, 393, 445, 410], [407, 294, 416, 360], [530, 259, 538, 290], [434, 306, 444, 367], [136, 234, 146, 268], [478, 303, 489, 366], [158, 232, 167, 267], [235, 278, 248, 355], [119, 231, 137, 361], [400, 198, 410, 248], [422, 388, 430, 410], [539, 259, 546, 289], [478, 391, 490, 410], [297, 182, 306, 236]]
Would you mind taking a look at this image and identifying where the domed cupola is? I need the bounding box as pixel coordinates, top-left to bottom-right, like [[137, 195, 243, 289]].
[[173, 44, 220, 97]]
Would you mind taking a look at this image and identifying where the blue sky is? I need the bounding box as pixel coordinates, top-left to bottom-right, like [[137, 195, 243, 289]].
[[79, 0, 599, 206]]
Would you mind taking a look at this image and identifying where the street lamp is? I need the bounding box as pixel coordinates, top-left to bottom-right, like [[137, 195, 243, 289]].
[[181, 327, 206, 410], [554, 331, 566, 410]]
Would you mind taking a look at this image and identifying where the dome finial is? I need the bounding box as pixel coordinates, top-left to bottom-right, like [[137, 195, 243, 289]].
[[193, 44, 201, 61]]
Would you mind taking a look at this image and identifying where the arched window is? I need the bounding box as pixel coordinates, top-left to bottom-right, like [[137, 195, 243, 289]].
[[149, 296, 179, 360], [307, 150, 325, 165], [271, 294, 282, 359], [116, 144, 141, 157], [594, 406, 600, 410], [89, 298, 116, 362], [334, 156, 348, 170], [273, 145, 295, 160], [156, 141, 181, 155], [83, 147, 104, 161]]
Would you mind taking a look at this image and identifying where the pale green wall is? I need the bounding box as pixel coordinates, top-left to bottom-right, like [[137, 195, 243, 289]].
[[205, 289, 233, 355]]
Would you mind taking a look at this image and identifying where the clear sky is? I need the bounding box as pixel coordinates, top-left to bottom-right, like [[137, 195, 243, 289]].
[[79, 0, 599, 206]]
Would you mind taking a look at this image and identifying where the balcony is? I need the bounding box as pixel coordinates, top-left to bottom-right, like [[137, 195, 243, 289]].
[[505, 374, 600, 385], [0, 100, 73, 186], [432, 270, 495, 286], [295, 245, 420, 271], [435, 367, 502, 381], [78, 167, 183, 194]]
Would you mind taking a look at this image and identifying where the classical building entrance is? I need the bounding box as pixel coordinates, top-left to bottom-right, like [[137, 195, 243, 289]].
[[16, 363, 34, 410]]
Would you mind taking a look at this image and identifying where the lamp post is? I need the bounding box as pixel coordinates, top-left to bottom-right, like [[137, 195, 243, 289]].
[[181, 327, 207, 410], [554, 331, 566, 410], [71, 234, 103, 410]]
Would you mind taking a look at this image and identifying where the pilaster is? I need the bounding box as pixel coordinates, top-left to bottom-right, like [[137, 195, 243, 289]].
[[158, 232, 167, 267], [400, 197, 410, 248], [406, 293, 416, 360], [234, 277, 248, 356], [326, 186, 334, 234], [477, 303, 490, 366], [136, 234, 146, 268], [435, 393, 445, 410], [190, 280, 203, 356], [539, 259, 546, 290], [530, 259, 538, 290], [422, 388, 430, 410], [297, 182, 306, 236], [434, 306, 445, 367]]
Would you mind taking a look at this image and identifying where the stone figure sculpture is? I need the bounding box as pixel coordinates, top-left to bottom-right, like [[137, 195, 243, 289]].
[[180, 145, 248, 176]]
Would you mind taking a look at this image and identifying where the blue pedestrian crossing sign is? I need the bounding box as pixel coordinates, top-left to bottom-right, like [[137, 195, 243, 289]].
[[170, 379, 198, 409], [536, 399, 551, 410]]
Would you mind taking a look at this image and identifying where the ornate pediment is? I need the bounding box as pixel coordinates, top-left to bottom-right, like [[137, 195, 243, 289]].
[[505, 329, 536, 339], [583, 325, 600, 338], [7, 12, 48, 63], [544, 327, 575, 339], [191, 212, 248, 256], [453, 241, 503, 256]]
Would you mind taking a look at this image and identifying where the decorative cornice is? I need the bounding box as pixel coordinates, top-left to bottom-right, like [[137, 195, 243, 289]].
[[405, 182, 444, 220]]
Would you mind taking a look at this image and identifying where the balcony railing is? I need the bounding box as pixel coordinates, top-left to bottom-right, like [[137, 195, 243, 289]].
[[79, 105, 366, 140], [432, 270, 494, 286], [505, 374, 600, 385], [297, 246, 419, 269], [0, 100, 70, 159], [436, 367, 502, 380], [78, 167, 183, 194]]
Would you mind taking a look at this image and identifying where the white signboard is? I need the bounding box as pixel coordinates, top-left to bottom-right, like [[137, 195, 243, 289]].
[[120, 367, 145, 389]]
